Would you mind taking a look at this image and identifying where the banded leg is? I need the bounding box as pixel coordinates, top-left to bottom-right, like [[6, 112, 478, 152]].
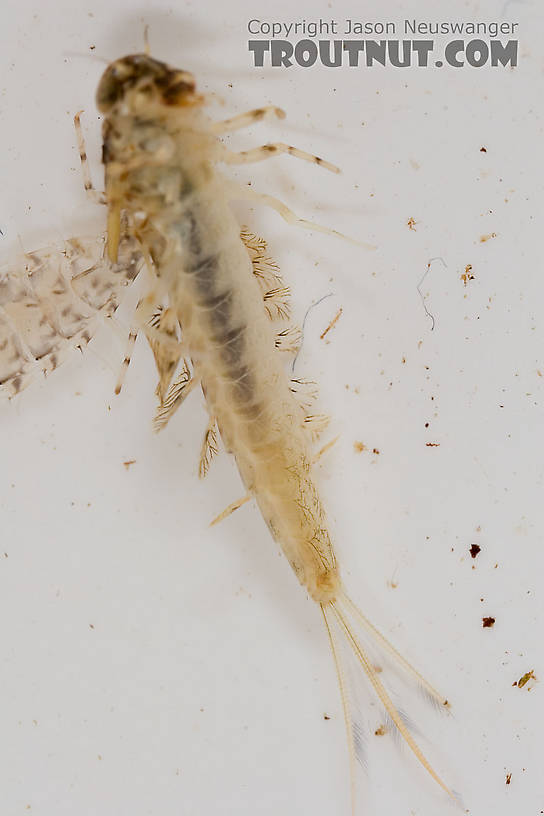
[[220, 143, 340, 174], [114, 327, 139, 395], [211, 106, 285, 135], [74, 112, 106, 205], [114, 301, 183, 396]]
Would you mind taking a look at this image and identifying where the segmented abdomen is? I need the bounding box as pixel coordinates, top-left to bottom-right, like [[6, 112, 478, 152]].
[[0, 233, 143, 398], [159, 186, 339, 602]]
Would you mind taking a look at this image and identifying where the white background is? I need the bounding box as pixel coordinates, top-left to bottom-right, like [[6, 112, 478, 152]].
[[0, 1, 542, 814]]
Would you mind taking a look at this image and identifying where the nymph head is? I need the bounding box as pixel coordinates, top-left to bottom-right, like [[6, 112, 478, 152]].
[[96, 54, 200, 114]]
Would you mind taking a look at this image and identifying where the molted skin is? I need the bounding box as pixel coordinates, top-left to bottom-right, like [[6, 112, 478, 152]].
[[0, 232, 143, 398]]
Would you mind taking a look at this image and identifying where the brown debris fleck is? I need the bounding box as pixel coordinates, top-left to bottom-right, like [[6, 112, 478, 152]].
[[320, 308, 343, 340], [480, 232, 497, 243], [517, 670, 536, 689], [426, 442, 440, 447], [323, 714, 331, 720], [353, 441, 366, 453], [407, 216, 417, 231], [482, 616, 496, 628], [506, 772, 512, 785], [480, 146, 487, 153], [123, 459, 137, 470], [470, 544, 481, 559], [372, 448, 380, 455], [461, 264, 475, 286], [374, 725, 387, 736]]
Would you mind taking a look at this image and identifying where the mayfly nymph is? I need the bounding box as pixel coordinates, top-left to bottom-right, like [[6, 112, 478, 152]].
[[2, 50, 457, 812]]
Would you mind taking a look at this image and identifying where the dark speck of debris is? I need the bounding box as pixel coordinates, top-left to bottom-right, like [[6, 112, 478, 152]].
[[461, 264, 475, 286], [323, 714, 331, 720], [372, 448, 380, 455], [515, 669, 535, 689], [506, 772, 512, 785], [89, 624, 95, 630], [480, 146, 487, 152], [426, 442, 440, 447], [482, 616, 496, 628], [470, 544, 481, 559]]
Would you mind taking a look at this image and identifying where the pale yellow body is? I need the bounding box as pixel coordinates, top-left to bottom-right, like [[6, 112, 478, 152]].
[[93, 52, 454, 811], [98, 63, 339, 604]]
